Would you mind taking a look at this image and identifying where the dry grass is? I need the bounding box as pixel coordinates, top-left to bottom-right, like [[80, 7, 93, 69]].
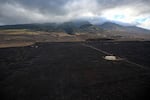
[[0, 29, 41, 35], [0, 41, 34, 48]]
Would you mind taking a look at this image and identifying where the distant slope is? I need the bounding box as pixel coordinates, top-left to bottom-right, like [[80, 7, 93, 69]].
[[0, 21, 150, 41], [0, 23, 59, 32], [79, 23, 105, 34], [99, 22, 150, 34], [0, 21, 105, 35]]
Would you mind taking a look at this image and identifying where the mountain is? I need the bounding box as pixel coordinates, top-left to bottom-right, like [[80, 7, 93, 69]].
[[78, 23, 105, 34], [71, 20, 91, 28], [99, 22, 150, 34], [56, 22, 78, 34], [1, 21, 149, 34], [0, 23, 59, 32], [0, 21, 105, 34]]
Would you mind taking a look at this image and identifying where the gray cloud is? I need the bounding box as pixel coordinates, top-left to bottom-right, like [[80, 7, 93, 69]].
[[0, 0, 150, 29], [14, 0, 70, 15]]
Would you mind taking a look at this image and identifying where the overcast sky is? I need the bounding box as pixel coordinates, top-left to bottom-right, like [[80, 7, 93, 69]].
[[0, 0, 150, 29]]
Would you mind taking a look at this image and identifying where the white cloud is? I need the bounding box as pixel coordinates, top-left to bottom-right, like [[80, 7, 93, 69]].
[[100, 4, 150, 29], [101, 6, 139, 23], [137, 17, 150, 29], [64, 0, 99, 19]]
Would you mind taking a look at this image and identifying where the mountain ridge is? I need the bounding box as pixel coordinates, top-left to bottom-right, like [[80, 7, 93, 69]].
[[99, 22, 150, 34], [0, 21, 150, 40]]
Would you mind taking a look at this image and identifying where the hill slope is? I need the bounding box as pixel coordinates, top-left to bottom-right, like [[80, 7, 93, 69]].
[[0, 21, 150, 43], [99, 22, 150, 34]]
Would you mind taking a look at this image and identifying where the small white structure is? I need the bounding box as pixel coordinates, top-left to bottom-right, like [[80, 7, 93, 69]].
[[31, 45, 38, 48], [104, 56, 117, 61], [35, 45, 38, 48]]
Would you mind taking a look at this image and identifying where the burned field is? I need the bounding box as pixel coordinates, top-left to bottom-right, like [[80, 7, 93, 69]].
[[87, 41, 150, 67], [0, 41, 150, 100]]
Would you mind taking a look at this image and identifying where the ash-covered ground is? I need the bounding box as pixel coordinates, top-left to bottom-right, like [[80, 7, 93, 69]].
[[0, 41, 150, 100]]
